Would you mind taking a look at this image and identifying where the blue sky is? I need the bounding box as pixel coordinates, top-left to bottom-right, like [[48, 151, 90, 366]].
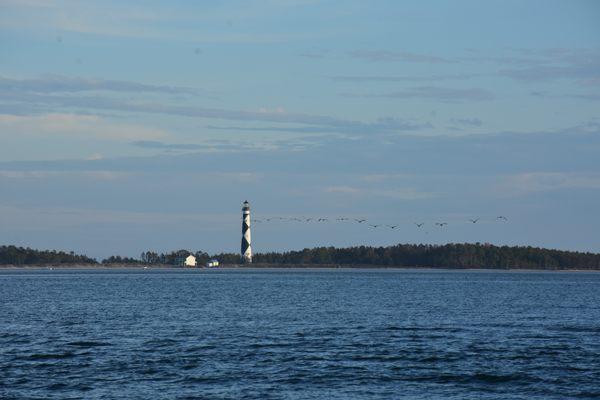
[[1, 0, 599, 259]]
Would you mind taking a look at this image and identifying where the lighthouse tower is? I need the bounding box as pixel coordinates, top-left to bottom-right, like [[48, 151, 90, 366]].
[[241, 200, 252, 263]]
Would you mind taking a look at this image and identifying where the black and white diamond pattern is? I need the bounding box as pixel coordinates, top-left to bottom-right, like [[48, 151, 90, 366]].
[[241, 201, 252, 263]]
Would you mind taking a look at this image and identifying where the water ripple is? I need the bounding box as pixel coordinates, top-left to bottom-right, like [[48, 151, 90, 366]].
[[1, 269, 599, 399]]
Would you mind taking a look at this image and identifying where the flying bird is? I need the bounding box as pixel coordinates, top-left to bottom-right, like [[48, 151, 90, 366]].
[[414, 222, 425, 228], [497, 216, 508, 221], [354, 219, 366, 223], [369, 224, 380, 228], [386, 225, 397, 229], [469, 218, 480, 224], [435, 222, 448, 227], [318, 218, 328, 222]]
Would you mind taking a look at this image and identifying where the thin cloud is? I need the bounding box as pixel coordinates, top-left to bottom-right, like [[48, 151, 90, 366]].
[[579, 78, 600, 87], [451, 118, 483, 127], [0, 204, 240, 228], [569, 94, 600, 101], [86, 153, 103, 161], [500, 64, 600, 82], [130, 140, 209, 151], [324, 185, 436, 200], [341, 47, 600, 83], [206, 117, 432, 135], [0, 75, 204, 96], [324, 186, 361, 194], [458, 55, 544, 66], [2, 122, 599, 176], [129, 140, 285, 153], [531, 91, 600, 102], [348, 50, 451, 64], [495, 48, 600, 83], [359, 174, 416, 183], [341, 86, 494, 102], [329, 73, 482, 82], [1, 91, 432, 135], [0, 113, 166, 141], [496, 172, 600, 196], [0, 1, 328, 43], [0, 170, 131, 180], [300, 49, 331, 59]]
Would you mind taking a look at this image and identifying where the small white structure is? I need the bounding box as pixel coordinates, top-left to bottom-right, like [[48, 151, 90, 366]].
[[184, 255, 197, 267], [206, 259, 219, 268]]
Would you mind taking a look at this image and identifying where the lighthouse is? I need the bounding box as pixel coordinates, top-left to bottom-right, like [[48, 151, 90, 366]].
[[241, 200, 252, 263]]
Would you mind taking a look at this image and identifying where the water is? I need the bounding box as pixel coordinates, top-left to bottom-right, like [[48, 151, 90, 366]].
[[1, 268, 599, 399]]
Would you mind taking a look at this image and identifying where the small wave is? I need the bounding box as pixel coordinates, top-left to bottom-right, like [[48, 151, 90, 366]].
[[384, 326, 421, 331], [25, 352, 77, 360], [186, 344, 217, 351], [384, 326, 463, 333], [349, 354, 407, 362], [247, 342, 295, 349], [46, 382, 69, 390], [142, 338, 179, 347], [400, 372, 533, 385], [552, 325, 600, 334], [46, 382, 92, 392], [417, 355, 462, 362], [66, 340, 111, 348], [574, 391, 600, 398], [470, 372, 525, 383], [177, 375, 227, 384]]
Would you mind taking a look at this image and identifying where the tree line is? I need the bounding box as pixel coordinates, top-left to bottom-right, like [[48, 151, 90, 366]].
[[114, 243, 600, 269], [2, 243, 600, 269], [0, 245, 97, 265], [247, 243, 600, 270]]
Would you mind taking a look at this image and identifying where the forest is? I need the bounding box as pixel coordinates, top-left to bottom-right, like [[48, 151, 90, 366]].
[[243, 243, 600, 270], [2, 243, 600, 270], [0, 245, 97, 265]]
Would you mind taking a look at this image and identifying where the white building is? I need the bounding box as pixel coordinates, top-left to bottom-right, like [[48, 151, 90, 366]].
[[206, 259, 219, 268], [184, 255, 197, 267]]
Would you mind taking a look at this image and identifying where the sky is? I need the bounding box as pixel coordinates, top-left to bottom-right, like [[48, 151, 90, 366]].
[[1, 0, 599, 260]]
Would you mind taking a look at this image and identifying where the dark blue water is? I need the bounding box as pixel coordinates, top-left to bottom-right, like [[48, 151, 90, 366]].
[[1, 268, 599, 399]]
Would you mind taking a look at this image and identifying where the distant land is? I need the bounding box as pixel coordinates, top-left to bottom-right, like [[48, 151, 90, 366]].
[[1, 244, 600, 270]]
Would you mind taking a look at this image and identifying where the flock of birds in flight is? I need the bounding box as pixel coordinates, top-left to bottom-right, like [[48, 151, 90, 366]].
[[252, 215, 509, 231]]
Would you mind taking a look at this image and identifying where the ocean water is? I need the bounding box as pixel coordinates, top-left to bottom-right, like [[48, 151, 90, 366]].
[[1, 268, 599, 399]]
